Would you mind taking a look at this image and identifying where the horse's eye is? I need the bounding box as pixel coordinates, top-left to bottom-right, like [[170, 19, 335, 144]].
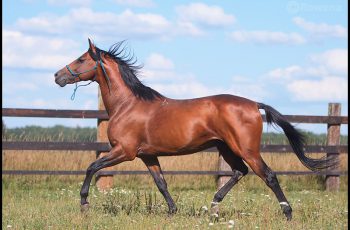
[[78, 58, 84, 63]]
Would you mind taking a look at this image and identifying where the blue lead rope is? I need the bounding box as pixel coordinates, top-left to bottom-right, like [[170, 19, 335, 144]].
[[70, 80, 95, 100]]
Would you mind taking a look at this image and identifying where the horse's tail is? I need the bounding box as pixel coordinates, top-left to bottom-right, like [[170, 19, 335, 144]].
[[257, 102, 338, 171]]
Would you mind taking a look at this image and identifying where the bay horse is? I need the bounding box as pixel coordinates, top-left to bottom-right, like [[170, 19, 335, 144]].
[[54, 39, 336, 220]]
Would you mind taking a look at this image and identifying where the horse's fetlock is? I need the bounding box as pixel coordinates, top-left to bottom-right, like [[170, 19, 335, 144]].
[[213, 193, 223, 203]]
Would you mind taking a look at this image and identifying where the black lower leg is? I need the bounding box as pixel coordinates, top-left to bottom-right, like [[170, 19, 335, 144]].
[[80, 159, 102, 205], [212, 144, 248, 210], [152, 173, 177, 214], [265, 168, 292, 220], [80, 155, 121, 206], [213, 170, 243, 203], [142, 157, 177, 214]]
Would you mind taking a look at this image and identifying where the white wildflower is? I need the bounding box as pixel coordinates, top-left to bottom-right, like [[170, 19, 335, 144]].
[[201, 206, 208, 211], [209, 223, 214, 226], [228, 220, 235, 225]]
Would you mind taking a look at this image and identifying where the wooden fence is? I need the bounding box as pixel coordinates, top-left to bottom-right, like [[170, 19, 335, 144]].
[[2, 103, 348, 191]]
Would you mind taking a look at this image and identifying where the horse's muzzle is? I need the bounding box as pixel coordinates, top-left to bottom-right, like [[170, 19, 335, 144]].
[[55, 76, 68, 87], [54, 70, 74, 87]]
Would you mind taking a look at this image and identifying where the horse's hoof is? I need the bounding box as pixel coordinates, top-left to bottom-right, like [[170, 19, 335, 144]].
[[210, 203, 219, 216], [285, 213, 292, 221], [80, 203, 90, 213], [168, 206, 177, 215]]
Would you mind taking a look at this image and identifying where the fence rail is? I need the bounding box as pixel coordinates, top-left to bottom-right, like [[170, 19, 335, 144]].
[[2, 141, 348, 153], [2, 108, 348, 124]]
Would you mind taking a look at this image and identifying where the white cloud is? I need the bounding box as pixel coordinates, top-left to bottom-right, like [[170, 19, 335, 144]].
[[112, 0, 155, 8], [311, 49, 348, 74], [145, 53, 174, 70], [267, 65, 330, 80], [230, 30, 305, 44], [287, 77, 348, 101], [139, 53, 269, 100], [47, 0, 91, 6], [3, 30, 80, 69], [267, 49, 348, 81], [175, 21, 205, 36], [9, 5, 234, 40], [13, 8, 172, 40], [228, 75, 269, 101], [176, 3, 235, 28], [267, 65, 303, 79], [140, 53, 220, 98], [140, 53, 178, 81], [266, 48, 348, 102], [293, 17, 347, 38]]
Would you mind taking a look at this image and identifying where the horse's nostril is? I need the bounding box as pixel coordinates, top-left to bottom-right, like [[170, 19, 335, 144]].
[[54, 72, 58, 77]]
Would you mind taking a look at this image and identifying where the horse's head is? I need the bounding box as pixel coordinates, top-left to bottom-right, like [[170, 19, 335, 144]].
[[54, 39, 100, 87]]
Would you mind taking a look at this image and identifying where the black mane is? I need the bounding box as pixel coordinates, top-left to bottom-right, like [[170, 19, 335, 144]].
[[96, 41, 163, 101]]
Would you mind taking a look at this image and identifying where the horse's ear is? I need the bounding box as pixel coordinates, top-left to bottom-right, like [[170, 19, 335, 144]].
[[88, 38, 96, 53], [88, 38, 99, 60]]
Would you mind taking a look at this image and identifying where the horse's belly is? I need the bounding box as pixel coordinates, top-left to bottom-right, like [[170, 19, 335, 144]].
[[138, 125, 219, 156]]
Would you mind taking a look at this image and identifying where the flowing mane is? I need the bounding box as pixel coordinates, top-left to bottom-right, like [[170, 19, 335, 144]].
[[96, 41, 163, 101]]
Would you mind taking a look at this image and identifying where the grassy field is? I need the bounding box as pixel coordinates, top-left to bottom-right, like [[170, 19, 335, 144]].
[[2, 177, 348, 230], [2, 149, 348, 229]]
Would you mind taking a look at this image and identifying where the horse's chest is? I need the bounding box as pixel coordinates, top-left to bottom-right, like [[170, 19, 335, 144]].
[[107, 117, 144, 147]]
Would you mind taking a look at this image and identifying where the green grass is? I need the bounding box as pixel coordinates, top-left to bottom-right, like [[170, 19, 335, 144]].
[[2, 177, 348, 230]]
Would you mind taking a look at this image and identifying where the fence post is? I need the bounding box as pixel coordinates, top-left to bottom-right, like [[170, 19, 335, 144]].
[[325, 103, 341, 191], [217, 153, 231, 190], [95, 89, 113, 191]]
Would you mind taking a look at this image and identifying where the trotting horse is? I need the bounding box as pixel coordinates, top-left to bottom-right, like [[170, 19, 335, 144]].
[[54, 39, 336, 220]]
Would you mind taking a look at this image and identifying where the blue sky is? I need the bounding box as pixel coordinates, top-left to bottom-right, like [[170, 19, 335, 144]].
[[3, 0, 348, 134]]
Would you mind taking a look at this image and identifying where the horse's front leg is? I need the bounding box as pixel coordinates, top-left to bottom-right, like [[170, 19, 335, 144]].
[[141, 156, 177, 214], [80, 145, 132, 212]]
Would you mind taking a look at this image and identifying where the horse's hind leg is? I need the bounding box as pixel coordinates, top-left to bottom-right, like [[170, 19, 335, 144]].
[[243, 155, 292, 220], [211, 142, 248, 215], [223, 113, 292, 220], [80, 145, 133, 212], [141, 156, 177, 214]]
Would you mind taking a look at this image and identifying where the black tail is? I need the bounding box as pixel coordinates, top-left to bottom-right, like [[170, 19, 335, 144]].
[[257, 103, 338, 171]]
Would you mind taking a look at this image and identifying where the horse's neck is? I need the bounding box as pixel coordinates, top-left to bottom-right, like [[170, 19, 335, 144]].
[[97, 63, 134, 116]]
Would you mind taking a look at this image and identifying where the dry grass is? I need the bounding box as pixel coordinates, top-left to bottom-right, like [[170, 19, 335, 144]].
[[2, 150, 348, 190], [3, 149, 347, 171]]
